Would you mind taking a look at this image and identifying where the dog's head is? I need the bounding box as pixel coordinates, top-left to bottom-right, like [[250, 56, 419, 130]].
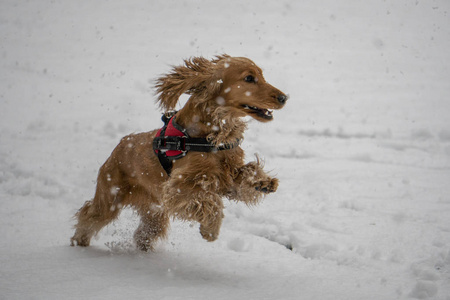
[[214, 55, 287, 122], [156, 55, 287, 122]]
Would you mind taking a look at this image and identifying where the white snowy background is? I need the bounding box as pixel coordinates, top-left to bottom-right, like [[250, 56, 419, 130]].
[[1, 0, 449, 299]]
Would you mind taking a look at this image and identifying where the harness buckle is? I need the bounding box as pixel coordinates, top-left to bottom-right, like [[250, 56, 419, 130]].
[[176, 136, 187, 153]]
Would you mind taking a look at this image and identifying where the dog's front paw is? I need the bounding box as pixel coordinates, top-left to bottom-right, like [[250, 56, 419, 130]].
[[199, 224, 220, 242], [255, 177, 278, 194]]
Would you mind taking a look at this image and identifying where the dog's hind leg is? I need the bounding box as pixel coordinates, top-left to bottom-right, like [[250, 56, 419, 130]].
[[134, 210, 169, 252], [70, 200, 120, 247], [71, 161, 126, 247], [131, 188, 170, 252]]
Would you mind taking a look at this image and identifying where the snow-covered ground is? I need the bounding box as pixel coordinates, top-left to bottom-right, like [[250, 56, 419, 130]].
[[1, 1, 450, 299]]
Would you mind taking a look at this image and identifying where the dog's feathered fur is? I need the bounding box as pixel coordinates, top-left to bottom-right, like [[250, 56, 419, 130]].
[[71, 55, 287, 251]]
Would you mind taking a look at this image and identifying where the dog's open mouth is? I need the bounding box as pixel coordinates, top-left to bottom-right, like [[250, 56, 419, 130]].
[[242, 105, 273, 120]]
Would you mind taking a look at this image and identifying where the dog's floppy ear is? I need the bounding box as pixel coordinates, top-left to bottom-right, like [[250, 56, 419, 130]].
[[155, 56, 222, 111]]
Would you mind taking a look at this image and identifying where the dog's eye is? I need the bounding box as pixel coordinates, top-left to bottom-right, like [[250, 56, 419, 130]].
[[244, 75, 256, 83]]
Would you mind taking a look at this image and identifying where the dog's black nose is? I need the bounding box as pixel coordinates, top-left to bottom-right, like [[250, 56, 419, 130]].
[[277, 94, 287, 104]]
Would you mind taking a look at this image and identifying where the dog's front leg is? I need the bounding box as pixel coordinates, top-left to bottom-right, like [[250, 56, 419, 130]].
[[199, 209, 224, 242], [229, 159, 278, 205], [162, 170, 224, 242]]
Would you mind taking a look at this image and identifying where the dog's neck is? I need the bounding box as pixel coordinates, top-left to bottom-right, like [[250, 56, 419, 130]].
[[176, 97, 247, 146]]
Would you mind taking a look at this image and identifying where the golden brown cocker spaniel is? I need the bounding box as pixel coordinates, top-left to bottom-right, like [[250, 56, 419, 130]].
[[71, 55, 287, 251]]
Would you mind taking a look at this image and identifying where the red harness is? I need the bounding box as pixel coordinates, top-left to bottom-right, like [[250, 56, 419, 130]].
[[154, 115, 188, 159], [152, 112, 240, 175]]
